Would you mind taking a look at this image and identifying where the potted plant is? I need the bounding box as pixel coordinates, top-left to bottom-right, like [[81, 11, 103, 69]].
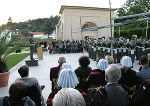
[[0, 25, 16, 87]]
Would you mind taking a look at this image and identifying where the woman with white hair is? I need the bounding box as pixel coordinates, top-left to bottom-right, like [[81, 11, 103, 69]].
[[86, 59, 108, 88], [118, 56, 138, 95], [53, 88, 86, 106]]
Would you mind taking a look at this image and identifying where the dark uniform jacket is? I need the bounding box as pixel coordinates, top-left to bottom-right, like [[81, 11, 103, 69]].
[[86, 69, 107, 88], [75, 66, 92, 91], [118, 68, 138, 87], [93, 83, 128, 106], [46, 88, 89, 106]]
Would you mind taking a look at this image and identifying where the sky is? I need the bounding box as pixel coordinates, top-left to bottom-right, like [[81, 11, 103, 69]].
[[0, 0, 127, 25]]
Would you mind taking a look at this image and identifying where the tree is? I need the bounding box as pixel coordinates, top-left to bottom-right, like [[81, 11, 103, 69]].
[[21, 29, 32, 37], [0, 25, 18, 73], [42, 15, 60, 38], [115, 0, 150, 38], [116, 0, 150, 17]]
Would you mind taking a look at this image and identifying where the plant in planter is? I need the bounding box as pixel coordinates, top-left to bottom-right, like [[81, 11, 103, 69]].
[[0, 25, 17, 87]]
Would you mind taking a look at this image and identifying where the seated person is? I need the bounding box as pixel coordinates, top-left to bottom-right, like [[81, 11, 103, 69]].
[[0, 81, 35, 106], [53, 88, 86, 106], [85, 59, 108, 103], [105, 55, 114, 64], [75, 56, 92, 91], [50, 57, 66, 91], [129, 80, 150, 106], [118, 56, 138, 95], [93, 64, 128, 106], [86, 59, 108, 88], [15, 65, 42, 106], [138, 55, 150, 83], [47, 65, 89, 106], [139, 54, 150, 71]]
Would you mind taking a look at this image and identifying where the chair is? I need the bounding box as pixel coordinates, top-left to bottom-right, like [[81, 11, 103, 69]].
[[26, 83, 42, 106]]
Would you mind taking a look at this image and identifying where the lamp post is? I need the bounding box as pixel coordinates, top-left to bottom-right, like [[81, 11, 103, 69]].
[[146, 19, 148, 38], [119, 27, 120, 37], [109, 0, 113, 57]]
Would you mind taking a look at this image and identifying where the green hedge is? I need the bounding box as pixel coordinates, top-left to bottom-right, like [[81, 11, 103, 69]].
[[114, 26, 150, 39]]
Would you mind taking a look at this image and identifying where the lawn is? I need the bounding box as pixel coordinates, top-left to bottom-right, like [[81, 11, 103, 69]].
[[4, 53, 30, 70]]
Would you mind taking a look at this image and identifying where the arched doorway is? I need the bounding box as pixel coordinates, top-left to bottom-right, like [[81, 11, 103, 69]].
[[81, 22, 98, 40]]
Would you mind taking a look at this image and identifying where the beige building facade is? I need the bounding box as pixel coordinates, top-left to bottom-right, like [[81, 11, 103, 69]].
[[56, 5, 116, 41]]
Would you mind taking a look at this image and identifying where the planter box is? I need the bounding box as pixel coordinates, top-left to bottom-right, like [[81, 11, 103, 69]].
[[0, 71, 10, 87]]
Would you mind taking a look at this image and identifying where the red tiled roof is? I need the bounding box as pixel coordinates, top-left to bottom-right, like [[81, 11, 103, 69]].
[[32, 32, 44, 35]]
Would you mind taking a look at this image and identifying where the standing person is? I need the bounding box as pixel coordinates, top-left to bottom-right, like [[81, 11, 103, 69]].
[[15, 65, 42, 106], [29, 36, 35, 60], [138, 55, 150, 83], [93, 64, 128, 106], [50, 57, 66, 91], [75, 56, 92, 92]]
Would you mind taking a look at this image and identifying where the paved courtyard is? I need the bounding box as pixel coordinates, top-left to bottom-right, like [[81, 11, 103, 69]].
[[0, 52, 140, 100]]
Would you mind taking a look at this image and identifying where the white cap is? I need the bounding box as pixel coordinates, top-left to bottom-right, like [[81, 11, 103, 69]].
[[62, 63, 72, 70], [121, 56, 132, 67], [97, 59, 108, 71], [57, 69, 79, 88]]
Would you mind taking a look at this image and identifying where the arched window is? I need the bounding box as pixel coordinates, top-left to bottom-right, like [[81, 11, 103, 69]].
[[82, 22, 97, 32]]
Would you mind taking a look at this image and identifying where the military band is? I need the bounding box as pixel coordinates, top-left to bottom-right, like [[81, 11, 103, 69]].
[[39, 37, 150, 64]]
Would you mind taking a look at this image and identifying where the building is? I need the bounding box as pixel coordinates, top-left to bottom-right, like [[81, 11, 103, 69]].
[[0, 30, 12, 42], [32, 32, 48, 39], [12, 29, 21, 35], [8, 17, 12, 23], [56, 5, 116, 41]]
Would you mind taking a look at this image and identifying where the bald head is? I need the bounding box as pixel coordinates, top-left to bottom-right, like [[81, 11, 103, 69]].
[[105, 64, 121, 83]]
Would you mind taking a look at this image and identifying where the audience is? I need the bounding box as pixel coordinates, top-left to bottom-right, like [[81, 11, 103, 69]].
[[93, 64, 128, 106], [118, 56, 138, 95], [138, 55, 150, 83], [53, 88, 86, 106], [3, 53, 150, 106], [75, 56, 92, 91], [15, 65, 42, 106], [0, 81, 35, 106], [50, 57, 66, 91]]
